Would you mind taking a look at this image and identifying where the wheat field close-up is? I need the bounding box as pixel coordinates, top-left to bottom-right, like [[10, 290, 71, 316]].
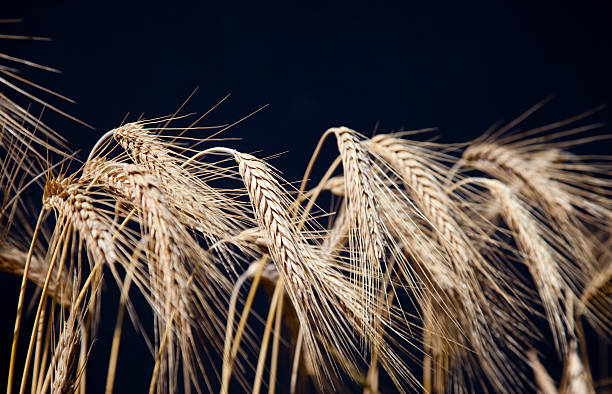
[[1, 2, 612, 393]]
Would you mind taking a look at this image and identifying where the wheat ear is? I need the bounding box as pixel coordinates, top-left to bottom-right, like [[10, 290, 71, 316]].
[[484, 178, 568, 351], [82, 157, 231, 393]]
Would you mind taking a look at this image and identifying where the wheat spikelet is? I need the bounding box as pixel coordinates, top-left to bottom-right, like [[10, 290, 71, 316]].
[[50, 314, 80, 394], [461, 136, 612, 333], [369, 135, 463, 248], [366, 134, 535, 391], [463, 143, 573, 213], [319, 142, 477, 392], [82, 158, 186, 393], [50, 281, 90, 394], [232, 151, 310, 291], [228, 149, 338, 383]]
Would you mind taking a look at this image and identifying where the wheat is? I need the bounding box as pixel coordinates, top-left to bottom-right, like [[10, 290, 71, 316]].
[[463, 142, 601, 277], [110, 122, 245, 240], [484, 179, 568, 351], [43, 176, 117, 266], [4, 93, 611, 393], [81, 157, 231, 393], [330, 127, 386, 323], [50, 284, 86, 394], [205, 148, 417, 391]]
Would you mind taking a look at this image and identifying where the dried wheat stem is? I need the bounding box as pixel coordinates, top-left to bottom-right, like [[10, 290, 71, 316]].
[[7, 210, 44, 394], [19, 220, 71, 394], [104, 264, 135, 394], [268, 279, 284, 394], [290, 329, 304, 394], [31, 306, 46, 394], [252, 278, 283, 394], [221, 257, 267, 394]]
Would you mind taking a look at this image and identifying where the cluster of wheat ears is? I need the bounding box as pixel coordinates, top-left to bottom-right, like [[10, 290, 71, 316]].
[[2, 22, 612, 394]]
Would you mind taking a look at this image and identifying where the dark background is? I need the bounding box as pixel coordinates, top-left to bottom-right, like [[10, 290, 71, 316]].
[[1, 1, 611, 392]]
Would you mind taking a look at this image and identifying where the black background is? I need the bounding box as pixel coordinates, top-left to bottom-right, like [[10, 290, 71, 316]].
[[1, 1, 611, 392]]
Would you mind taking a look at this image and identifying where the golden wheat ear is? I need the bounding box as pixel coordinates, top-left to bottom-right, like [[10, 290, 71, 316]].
[[458, 119, 612, 341], [459, 108, 611, 276], [108, 122, 250, 247], [326, 130, 539, 392], [81, 157, 234, 393], [474, 178, 571, 350], [193, 147, 415, 392]]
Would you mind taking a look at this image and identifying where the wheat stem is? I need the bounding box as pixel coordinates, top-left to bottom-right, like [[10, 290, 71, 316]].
[[253, 278, 283, 394], [221, 256, 267, 394], [19, 221, 71, 394], [289, 328, 304, 394], [268, 279, 284, 394], [105, 264, 135, 394], [7, 209, 44, 394]]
